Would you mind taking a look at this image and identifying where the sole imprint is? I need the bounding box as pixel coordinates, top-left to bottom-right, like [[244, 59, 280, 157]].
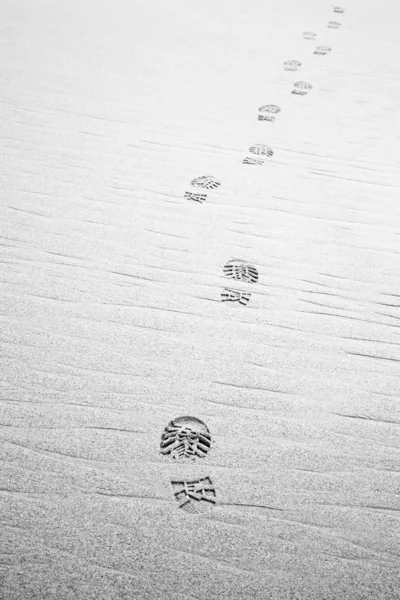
[[190, 175, 221, 190], [224, 260, 259, 283], [249, 143, 273, 156], [160, 416, 211, 461]]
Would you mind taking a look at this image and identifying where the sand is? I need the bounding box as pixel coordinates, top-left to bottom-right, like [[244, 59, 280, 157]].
[[0, 0, 399, 598]]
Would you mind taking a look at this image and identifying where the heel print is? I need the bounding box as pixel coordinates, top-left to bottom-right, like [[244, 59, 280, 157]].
[[221, 288, 251, 306], [171, 477, 216, 514]]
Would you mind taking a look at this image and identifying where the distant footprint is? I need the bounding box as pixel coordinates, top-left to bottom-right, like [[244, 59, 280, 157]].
[[283, 60, 302, 72], [327, 20, 342, 28], [242, 144, 273, 165], [160, 416, 211, 461], [302, 31, 317, 40], [184, 175, 221, 204], [221, 288, 251, 306], [171, 477, 216, 514], [257, 104, 281, 122], [313, 45, 332, 55], [333, 6, 345, 13], [224, 259, 259, 283], [292, 81, 313, 96]]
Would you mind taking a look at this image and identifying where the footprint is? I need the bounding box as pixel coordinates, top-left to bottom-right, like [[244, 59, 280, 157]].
[[328, 20, 342, 28], [171, 477, 216, 514], [160, 416, 211, 461], [283, 60, 302, 72], [242, 142, 273, 165], [221, 288, 251, 306], [224, 259, 259, 283], [184, 175, 221, 203], [313, 45, 332, 55], [303, 31, 317, 40], [333, 6, 345, 13], [292, 81, 313, 96], [258, 104, 281, 122]]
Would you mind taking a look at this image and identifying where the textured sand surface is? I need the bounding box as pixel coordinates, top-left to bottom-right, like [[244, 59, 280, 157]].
[[1, 1, 400, 598]]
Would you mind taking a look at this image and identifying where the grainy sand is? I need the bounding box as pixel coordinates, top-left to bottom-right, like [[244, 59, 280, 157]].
[[1, 1, 400, 598]]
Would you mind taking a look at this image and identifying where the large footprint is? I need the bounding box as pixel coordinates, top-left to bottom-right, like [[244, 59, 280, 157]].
[[160, 416, 216, 514]]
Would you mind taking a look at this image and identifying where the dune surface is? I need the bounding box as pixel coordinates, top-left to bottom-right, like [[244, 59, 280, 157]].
[[1, 0, 400, 598]]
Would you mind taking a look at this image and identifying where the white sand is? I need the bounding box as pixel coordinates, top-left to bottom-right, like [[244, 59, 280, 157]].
[[1, 0, 399, 598]]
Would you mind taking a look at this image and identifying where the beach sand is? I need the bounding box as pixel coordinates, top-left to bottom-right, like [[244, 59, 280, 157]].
[[1, 0, 399, 598]]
